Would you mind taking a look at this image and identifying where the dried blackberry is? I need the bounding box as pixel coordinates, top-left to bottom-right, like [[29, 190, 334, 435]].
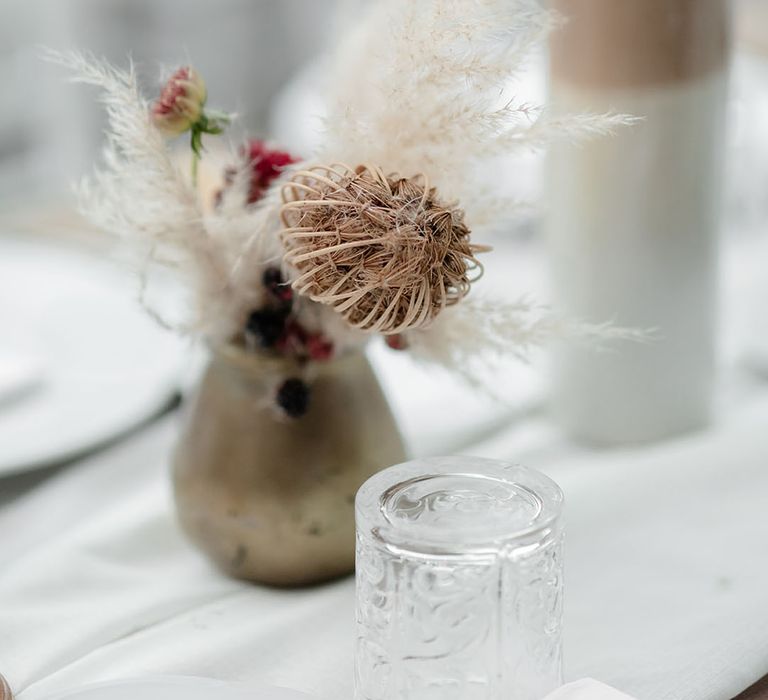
[[245, 308, 287, 348], [263, 267, 293, 307], [276, 378, 310, 418]]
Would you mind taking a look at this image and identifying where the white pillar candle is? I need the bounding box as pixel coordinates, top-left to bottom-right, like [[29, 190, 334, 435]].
[[546, 0, 731, 444]]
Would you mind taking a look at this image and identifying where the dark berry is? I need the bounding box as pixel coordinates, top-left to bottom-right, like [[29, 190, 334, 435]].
[[276, 378, 310, 418], [263, 267, 283, 288], [245, 309, 287, 348], [263, 267, 293, 306]]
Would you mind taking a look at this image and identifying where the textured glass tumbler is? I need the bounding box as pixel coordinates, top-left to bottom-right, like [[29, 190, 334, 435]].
[[354, 457, 564, 700]]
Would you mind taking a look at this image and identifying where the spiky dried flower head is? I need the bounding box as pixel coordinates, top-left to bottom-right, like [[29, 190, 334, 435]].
[[279, 163, 488, 335]]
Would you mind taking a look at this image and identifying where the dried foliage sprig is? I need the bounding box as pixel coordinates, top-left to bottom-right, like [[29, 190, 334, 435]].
[[44, 50, 273, 341], [406, 297, 650, 388], [43, 51, 228, 333]]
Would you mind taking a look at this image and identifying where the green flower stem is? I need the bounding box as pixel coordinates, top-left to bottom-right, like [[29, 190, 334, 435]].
[[188, 112, 231, 186], [191, 151, 199, 185], [190, 126, 203, 186]]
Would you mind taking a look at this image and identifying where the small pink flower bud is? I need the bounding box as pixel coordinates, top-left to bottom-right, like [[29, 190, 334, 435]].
[[151, 67, 207, 137]]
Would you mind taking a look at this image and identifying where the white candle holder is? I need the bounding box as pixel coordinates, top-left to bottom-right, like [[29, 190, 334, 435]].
[[354, 457, 564, 700], [547, 0, 730, 444]]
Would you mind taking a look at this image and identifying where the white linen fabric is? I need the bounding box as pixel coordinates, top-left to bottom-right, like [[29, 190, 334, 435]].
[[543, 679, 638, 700], [32, 676, 318, 700], [1, 388, 768, 700]]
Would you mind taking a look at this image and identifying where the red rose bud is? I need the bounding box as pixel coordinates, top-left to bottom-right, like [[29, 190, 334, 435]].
[[243, 139, 298, 203], [385, 334, 409, 351], [306, 333, 334, 361], [152, 67, 207, 137]]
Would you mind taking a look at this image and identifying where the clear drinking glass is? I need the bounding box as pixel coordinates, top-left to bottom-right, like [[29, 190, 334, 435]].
[[354, 456, 564, 700]]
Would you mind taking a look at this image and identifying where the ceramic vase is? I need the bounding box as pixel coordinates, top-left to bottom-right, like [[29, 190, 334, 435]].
[[173, 344, 407, 586]]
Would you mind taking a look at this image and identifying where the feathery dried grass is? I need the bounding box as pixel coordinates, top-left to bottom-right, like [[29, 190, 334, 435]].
[[319, 0, 633, 232], [44, 50, 286, 340], [407, 297, 650, 388], [303, 0, 641, 369]]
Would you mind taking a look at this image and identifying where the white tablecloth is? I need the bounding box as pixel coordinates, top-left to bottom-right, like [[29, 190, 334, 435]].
[[2, 374, 768, 700]]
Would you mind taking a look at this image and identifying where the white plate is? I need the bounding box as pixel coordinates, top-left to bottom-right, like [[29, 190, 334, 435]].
[[36, 676, 315, 700], [0, 234, 183, 477]]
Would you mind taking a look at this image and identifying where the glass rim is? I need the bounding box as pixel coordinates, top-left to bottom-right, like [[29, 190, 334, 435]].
[[356, 456, 564, 556]]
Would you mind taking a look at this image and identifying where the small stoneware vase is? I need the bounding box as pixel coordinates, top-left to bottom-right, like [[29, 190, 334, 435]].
[[172, 344, 407, 587]]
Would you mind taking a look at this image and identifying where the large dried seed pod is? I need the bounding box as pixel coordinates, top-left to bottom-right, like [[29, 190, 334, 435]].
[[279, 163, 487, 334]]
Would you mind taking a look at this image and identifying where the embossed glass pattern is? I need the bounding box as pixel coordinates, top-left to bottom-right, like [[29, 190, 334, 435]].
[[355, 457, 564, 700]]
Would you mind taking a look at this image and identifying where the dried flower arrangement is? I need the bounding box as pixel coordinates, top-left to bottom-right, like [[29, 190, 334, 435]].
[[48, 0, 638, 419]]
